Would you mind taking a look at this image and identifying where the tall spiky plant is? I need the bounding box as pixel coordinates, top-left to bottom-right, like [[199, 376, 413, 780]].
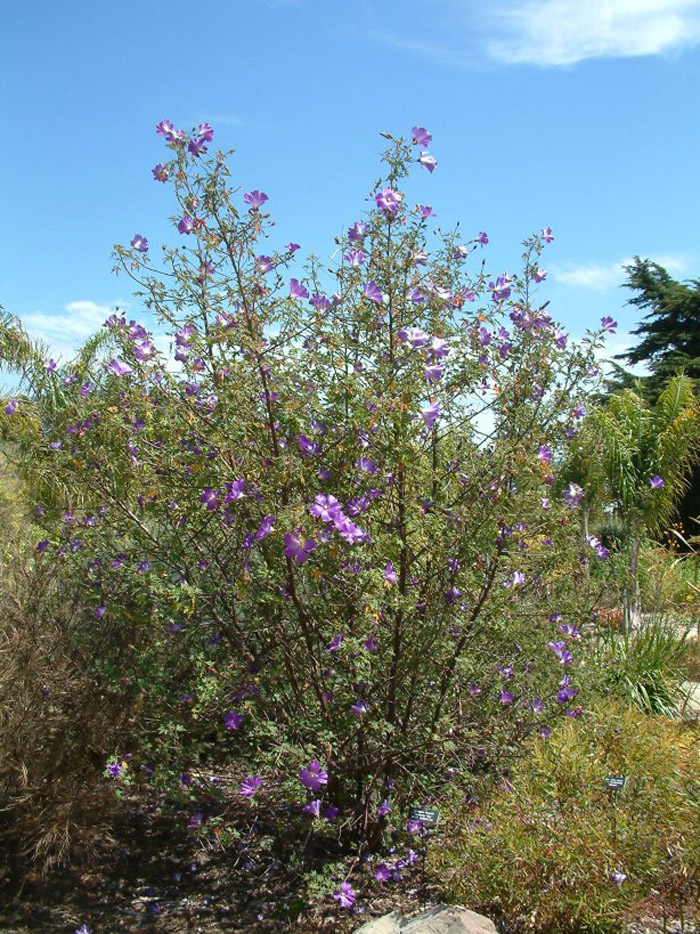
[[589, 374, 700, 626]]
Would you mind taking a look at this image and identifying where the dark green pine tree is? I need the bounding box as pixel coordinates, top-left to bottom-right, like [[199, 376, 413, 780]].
[[615, 258, 700, 396]]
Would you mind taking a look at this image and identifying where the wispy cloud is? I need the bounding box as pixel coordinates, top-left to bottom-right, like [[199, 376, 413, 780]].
[[553, 254, 688, 290], [486, 0, 700, 66], [22, 300, 125, 359], [367, 0, 700, 68]]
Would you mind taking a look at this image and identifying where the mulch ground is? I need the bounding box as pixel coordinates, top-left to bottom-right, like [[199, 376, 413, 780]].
[[0, 767, 432, 934]]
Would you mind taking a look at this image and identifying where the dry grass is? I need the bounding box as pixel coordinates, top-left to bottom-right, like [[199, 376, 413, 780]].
[[0, 544, 135, 879]]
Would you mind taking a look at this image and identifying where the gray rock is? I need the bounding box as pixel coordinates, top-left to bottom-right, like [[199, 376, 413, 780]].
[[354, 904, 497, 934], [354, 910, 402, 933]]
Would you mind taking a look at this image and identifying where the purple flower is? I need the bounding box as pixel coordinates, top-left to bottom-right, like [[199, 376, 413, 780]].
[[377, 798, 390, 817], [541, 226, 554, 243], [4, 399, 18, 415], [223, 711, 243, 730], [240, 775, 262, 798], [256, 255, 274, 273], [324, 805, 340, 822], [310, 494, 341, 523], [572, 403, 587, 419], [363, 280, 384, 303], [327, 633, 344, 653], [375, 188, 402, 215], [557, 683, 579, 705], [303, 799, 321, 817], [421, 401, 440, 429], [75, 926, 92, 934], [348, 221, 368, 241], [430, 336, 450, 358], [477, 231, 489, 244], [531, 267, 547, 283], [200, 487, 221, 510], [537, 444, 553, 463], [177, 214, 194, 235], [244, 189, 268, 209], [300, 761, 328, 792], [107, 359, 133, 377], [412, 126, 432, 147], [418, 151, 437, 173], [649, 475, 665, 489], [255, 514, 275, 541], [151, 163, 168, 182], [489, 274, 512, 302], [385, 561, 398, 583], [284, 531, 318, 564], [289, 278, 309, 299], [286, 241, 300, 252], [424, 364, 445, 383], [345, 248, 366, 267], [36, 540, 49, 553], [197, 122, 214, 142], [562, 483, 584, 509], [611, 870, 627, 886], [310, 292, 331, 314], [156, 119, 185, 143], [418, 204, 435, 218], [107, 760, 123, 777], [499, 690, 514, 705], [540, 725, 552, 738], [350, 698, 369, 717], [398, 326, 430, 347], [601, 316, 618, 333], [548, 640, 573, 665], [357, 455, 379, 474], [333, 881, 356, 909], [131, 234, 149, 253], [188, 136, 208, 156], [94, 606, 106, 619], [374, 863, 391, 882]]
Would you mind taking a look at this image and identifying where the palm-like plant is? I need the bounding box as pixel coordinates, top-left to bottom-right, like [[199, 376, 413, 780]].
[[586, 374, 700, 626], [0, 306, 116, 510]]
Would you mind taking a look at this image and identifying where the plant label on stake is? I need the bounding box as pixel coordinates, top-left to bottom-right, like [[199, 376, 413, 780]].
[[409, 806, 440, 826], [409, 808, 439, 909], [605, 775, 626, 791]]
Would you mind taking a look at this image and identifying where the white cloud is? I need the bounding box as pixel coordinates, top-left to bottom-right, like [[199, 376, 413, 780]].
[[553, 254, 688, 290], [22, 300, 125, 360], [486, 0, 700, 66]]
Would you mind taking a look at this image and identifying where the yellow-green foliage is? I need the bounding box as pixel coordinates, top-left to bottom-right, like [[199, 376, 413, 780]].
[[432, 704, 699, 934]]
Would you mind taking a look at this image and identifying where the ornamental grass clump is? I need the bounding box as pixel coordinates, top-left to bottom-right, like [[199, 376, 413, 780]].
[[1, 122, 614, 874], [431, 703, 700, 934], [0, 542, 132, 877]]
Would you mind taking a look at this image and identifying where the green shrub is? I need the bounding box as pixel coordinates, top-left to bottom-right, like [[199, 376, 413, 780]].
[[431, 704, 700, 933], [0, 122, 608, 850]]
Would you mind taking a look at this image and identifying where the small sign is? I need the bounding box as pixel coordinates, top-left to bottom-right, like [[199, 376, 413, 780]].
[[605, 775, 626, 790], [409, 806, 440, 826]]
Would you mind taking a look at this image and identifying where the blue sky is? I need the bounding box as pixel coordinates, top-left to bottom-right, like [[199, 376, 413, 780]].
[[2, 0, 699, 365]]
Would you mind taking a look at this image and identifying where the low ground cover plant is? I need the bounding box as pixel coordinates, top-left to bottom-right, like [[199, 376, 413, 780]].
[[432, 703, 700, 934]]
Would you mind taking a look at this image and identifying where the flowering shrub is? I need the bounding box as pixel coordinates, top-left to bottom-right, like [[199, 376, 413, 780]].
[[431, 703, 700, 933], [1, 122, 613, 853]]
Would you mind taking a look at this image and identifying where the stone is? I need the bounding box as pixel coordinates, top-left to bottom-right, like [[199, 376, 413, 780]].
[[354, 905, 496, 934], [402, 905, 497, 934], [353, 910, 402, 933]]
